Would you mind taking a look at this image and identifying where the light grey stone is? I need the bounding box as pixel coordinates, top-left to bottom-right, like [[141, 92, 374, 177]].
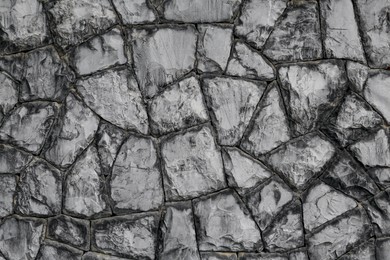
[[288, 249, 309, 260], [346, 62, 369, 93], [0, 72, 18, 122], [0, 144, 32, 174], [201, 252, 237, 260], [202, 77, 266, 145], [338, 239, 375, 260], [110, 134, 163, 213], [193, 189, 262, 251], [370, 167, 390, 188], [363, 189, 390, 236], [148, 76, 209, 135], [36, 240, 83, 260], [112, 0, 156, 24], [376, 237, 390, 260], [161, 125, 226, 201], [0, 175, 16, 218], [364, 71, 390, 122], [82, 252, 129, 260], [238, 253, 288, 260]]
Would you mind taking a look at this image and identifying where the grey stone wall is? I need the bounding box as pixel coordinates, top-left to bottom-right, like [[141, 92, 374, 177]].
[[0, 0, 389, 259]]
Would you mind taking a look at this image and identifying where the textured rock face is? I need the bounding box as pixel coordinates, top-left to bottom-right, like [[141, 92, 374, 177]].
[[338, 239, 375, 260], [201, 252, 237, 260], [112, 0, 156, 24], [364, 71, 390, 122], [346, 62, 369, 93], [0, 175, 16, 217], [363, 189, 390, 236], [0, 145, 32, 174], [82, 252, 129, 260], [376, 237, 390, 260], [0, 72, 18, 122], [36, 240, 83, 260]]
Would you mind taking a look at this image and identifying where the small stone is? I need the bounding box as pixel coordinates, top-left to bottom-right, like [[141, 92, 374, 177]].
[[263, 0, 322, 62], [364, 71, 390, 122], [235, 0, 288, 49], [370, 168, 390, 188], [0, 217, 45, 260], [196, 25, 233, 73], [110, 134, 164, 213], [159, 202, 199, 260], [148, 76, 209, 135], [112, 0, 156, 24], [0, 102, 60, 153], [131, 26, 197, 98], [76, 68, 148, 133], [91, 213, 159, 259], [82, 252, 129, 260], [47, 215, 90, 251], [193, 189, 262, 251], [376, 237, 390, 260], [338, 239, 375, 260], [0, 175, 16, 217], [226, 42, 275, 80], [0, 144, 32, 174], [346, 62, 369, 93], [238, 253, 288, 260], [36, 240, 83, 260], [161, 125, 226, 201], [70, 28, 127, 76], [266, 133, 335, 190], [240, 82, 290, 156], [202, 77, 266, 145], [363, 189, 390, 236], [200, 252, 237, 260], [0, 72, 18, 122], [44, 93, 100, 168]]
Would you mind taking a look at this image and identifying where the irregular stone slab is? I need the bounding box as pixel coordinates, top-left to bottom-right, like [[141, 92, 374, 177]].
[[307, 208, 373, 260], [159, 202, 199, 260], [44, 93, 99, 168], [0, 175, 16, 217], [47, 0, 117, 49], [82, 252, 129, 260], [0, 0, 48, 54], [376, 237, 390, 260], [160, 0, 241, 22], [200, 252, 237, 260], [161, 125, 226, 201], [91, 212, 159, 259], [148, 76, 209, 135], [36, 240, 83, 260], [193, 190, 262, 251], [266, 133, 335, 190], [364, 71, 390, 122], [289, 249, 309, 260], [0, 145, 32, 174], [16, 159, 62, 216], [303, 182, 357, 232], [64, 146, 110, 218], [70, 28, 127, 76], [131, 26, 197, 98], [47, 215, 90, 251], [278, 60, 348, 134], [263, 0, 322, 62], [235, 0, 288, 49], [202, 77, 266, 145], [112, 0, 156, 24], [196, 25, 233, 73], [346, 62, 369, 93], [363, 189, 390, 236], [0, 217, 45, 260], [354, 0, 390, 68], [240, 82, 290, 156], [238, 253, 288, 260], [226, 42, 275, 80], [110, 134, 163, 213], [76, 68, 148, 133], [338, 239, 375, 260], [0, 72, 18, 122], [319, 0, 365, 62], [222, 147, 271, 195]]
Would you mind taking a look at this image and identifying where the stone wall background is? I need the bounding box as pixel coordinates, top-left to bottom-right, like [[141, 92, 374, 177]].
[[0, 0, 389, 259]]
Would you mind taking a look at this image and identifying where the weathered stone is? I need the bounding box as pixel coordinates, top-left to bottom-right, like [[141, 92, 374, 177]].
[[112, 0, 156, 24], [0, 217, 45, 260], [364, 71, 390, 122], [161, 125, 226, 201], [44, 93, 99, 168], [76, 68, 148, 133], [263, 0, 322, 62], [278, 60, 348, 134], [0, 145, 32, 174], [235, 0, 288, 49], [110, 134, 164, 213], [47, 0, 117, 49], [202, 77, 266, 145], [91, 212, 159, 259], [370, 167, 390, 188], [238, 253, 288, 260], [70, 28, 127, 76], [338, 239, 375, 260], [226, 42, 275, 80], [196, 25, 233, 73], [240, 82, 290, 156], [131, 26, 197, 98], [47, 215, 90, 251], [363, 189, 390, 237], [82, 252, 129, 260], [376, 237, 390, 260], [193, 189, 262, 251], [0, 72, 18, 122], [266, 133, 335, 190], [346, 62, 369, 93], [289, 249, 309, 260], [148, 76, 209, 135], [0, 175, 16, 217], [159, 202, 199, 260], [36, 240, 83, 260], [200, 252, 237, 260]]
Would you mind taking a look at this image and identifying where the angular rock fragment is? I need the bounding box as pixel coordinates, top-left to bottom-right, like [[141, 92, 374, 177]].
[[76, 68, 148, 133], [148, 76, 209, 135], [235, 0, 288, 49], [266, 133, 335, 190], [0, 144, 32, 174], [161, 125, 226, 200], [240, 82, 290, 156], [0, 175, 16, 218], [278, 60, 348, 134], [0, 217, 45, 260], [363, 71, 390, 122], [131, 26, 197, 98], [193, 190, 262, 251], [226, 42, 275, 80], [91, 213, 159, 259], [0, 72, 18, 122], [363, 189, 390, 236], [82, 252, 129, 260], [47, 215, 90, 251], [196, 25, 233, 73], [202, 77, 266, 145], [346, 62, 369, 93], [263, 0, 322, 62], [201, 252, 237, 260], [47, 0, 117, 49], [112, 0, 156, 24], [45, 94, 99, 168], [338, 239, 375, 260], [110, 135, 163, 213], [36, 240, 83, 260], [376, 237, 390, 260], [159, 202, 199, 260]]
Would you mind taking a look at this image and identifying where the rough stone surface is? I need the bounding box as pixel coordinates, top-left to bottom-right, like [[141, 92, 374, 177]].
[[363, 189, 390, 237], [0, 175, 16, 217], [201, 252, 238, 260], [376, 237, 390, 260], [112, 0, 156, 25], [36, 240, 83, 260], [346, 62, 369, 93], [0, 72, 18, 122], [82, 252, 129, 260], [0, 145, 32, 174], [338, 239, 375, 260]]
